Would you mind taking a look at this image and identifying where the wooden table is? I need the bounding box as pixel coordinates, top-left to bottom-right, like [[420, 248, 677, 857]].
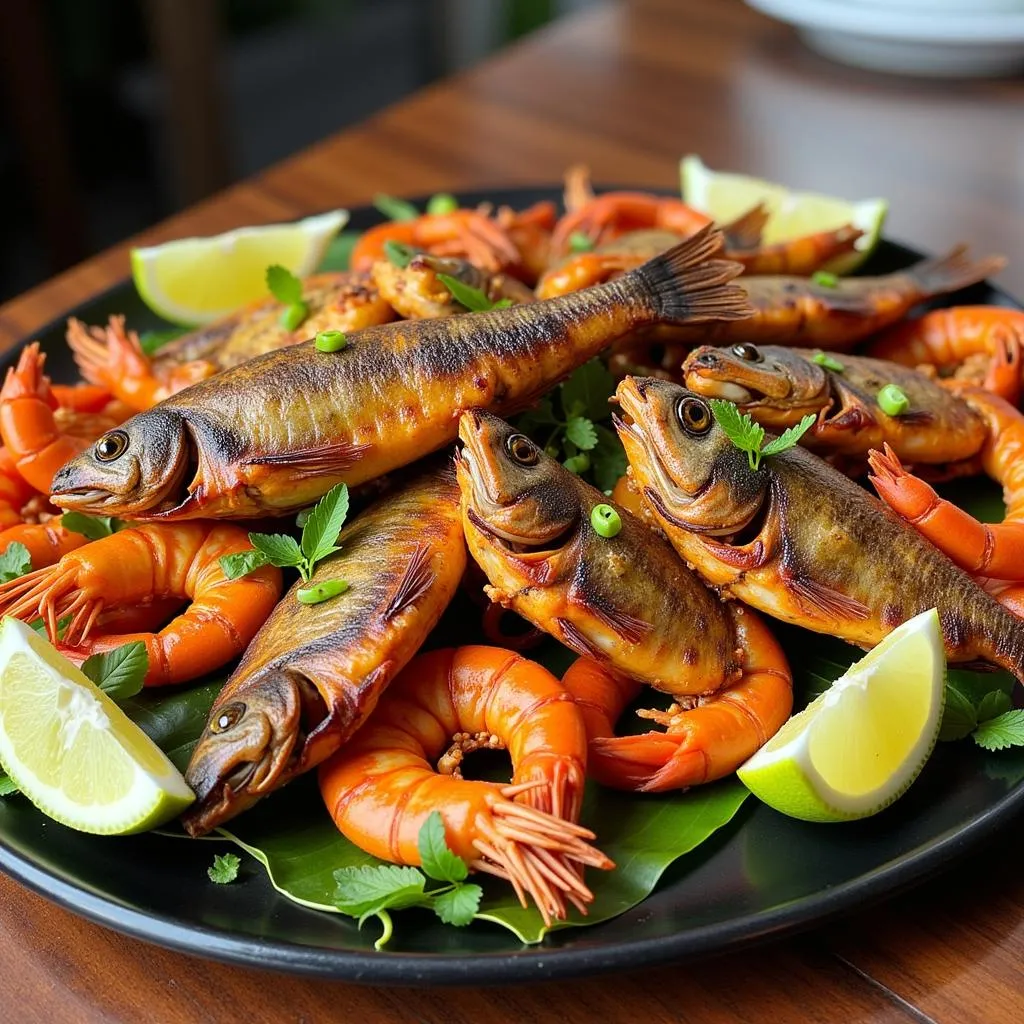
[[2, 1, 1023, 1019]]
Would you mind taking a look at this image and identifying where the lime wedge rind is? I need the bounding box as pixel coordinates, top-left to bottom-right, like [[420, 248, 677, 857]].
[[131, 209, 349, 326], [0, 618, 194, 835]]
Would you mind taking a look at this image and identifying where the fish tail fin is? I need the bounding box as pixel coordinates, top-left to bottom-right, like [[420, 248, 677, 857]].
[[907, 244, 1006, 298], [634, 224, 752, 324]]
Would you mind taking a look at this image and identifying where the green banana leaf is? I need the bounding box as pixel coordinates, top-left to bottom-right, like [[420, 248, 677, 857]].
[[122, 678, 224, 772], [219, 775, 749, 945]]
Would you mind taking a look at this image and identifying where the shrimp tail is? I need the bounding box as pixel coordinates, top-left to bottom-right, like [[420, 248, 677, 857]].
[[721, 203, 769, 251], [634, 225, 752, 324], [907, 245, 1006, 297]]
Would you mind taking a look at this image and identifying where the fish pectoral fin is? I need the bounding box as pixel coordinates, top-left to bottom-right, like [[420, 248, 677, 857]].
[[384, 543, 436, 620], [783, 571, 871, 621], [555, 617, 607, 661], [244, 440, 371, 479], [584, 600, 653, 647], [698, 537, 769, 571]]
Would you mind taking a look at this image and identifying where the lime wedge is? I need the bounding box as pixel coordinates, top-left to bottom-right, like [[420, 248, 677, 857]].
[[680, 154, 886, 274], [0, 618, 193, 834], [131, 209, 348, 325], [737, 609, 945, 822]]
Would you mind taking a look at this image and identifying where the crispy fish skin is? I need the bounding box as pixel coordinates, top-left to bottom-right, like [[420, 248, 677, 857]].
[[50, 227, 751, 521], [684, 344, 987, 463], [656, 247, 1005, 351], [614, 377, 1024, 679], [180, 466, 466, 836], [456, 409, 742, 694]]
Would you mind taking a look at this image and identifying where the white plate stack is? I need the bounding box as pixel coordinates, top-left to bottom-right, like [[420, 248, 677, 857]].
[[745, 0, 1024, 77]]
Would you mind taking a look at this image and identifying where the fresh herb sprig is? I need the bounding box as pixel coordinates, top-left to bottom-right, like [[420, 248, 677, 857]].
[[940, 673, 1024, 750], [82, 641, 150, 701], [437, 274, 513, 313], [0, 542, 31, 584], [709, 399, 815, 471], [60, 512, 125, 541], [266, 265, 308, 331], [332, 812, 482, 949], [208, 853, 242, 884], [373, 193, 419, 222], [515, 359, 627, 493], [219, 483, 350, 588]]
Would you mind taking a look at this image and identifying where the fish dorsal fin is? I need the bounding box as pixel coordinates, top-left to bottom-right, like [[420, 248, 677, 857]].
[[383, 543, 436, 621]]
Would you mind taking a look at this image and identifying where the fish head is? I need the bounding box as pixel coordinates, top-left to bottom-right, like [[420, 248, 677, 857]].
[[49, 407, 197, 518], [613, 376, 769, 535], [455, 409, 581, 566], [683, 344, 829, 416], [181, 670, 310, 836]]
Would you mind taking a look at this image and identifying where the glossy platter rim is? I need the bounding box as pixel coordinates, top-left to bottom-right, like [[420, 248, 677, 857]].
[[0, 187, 1021, 985]]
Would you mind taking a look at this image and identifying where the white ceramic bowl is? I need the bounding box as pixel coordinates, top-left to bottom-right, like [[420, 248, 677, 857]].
[[746, 0, 1024, 77]]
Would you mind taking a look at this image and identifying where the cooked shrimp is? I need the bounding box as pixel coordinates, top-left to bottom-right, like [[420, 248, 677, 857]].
[[0, 447, 39, 531], [867, 306, 1024, 402], [495, 201, 556, 284], [869, 386, 1024, 583], [0, 516, 88, 569], [318, 646, 613, 925], [350, 210, 521, 274], [0, 522, 282, 686], [0, 342, 130, 493], [561, 608, 792, 792]]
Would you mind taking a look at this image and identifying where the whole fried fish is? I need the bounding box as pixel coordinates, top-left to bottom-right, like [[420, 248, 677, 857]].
[[456, 408, 745, 694], [181, 465, 466, 836], [614, 376, 1024, 679], [683, 343, 987, 464], [652, 246, 1004, 351], [51, 227, 750, 521]]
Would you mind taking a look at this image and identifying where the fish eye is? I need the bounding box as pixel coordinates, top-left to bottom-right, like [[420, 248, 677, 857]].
[[94, 430, 129, 462], [210, 702, 246, 733], [505, 433, 540, 466], [677, 396, 712, 435], [731, 343, 763, 363]]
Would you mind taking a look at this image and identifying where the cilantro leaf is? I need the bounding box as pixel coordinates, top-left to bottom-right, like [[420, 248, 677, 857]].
[[300, 483, 350, 570], [208, 853, 241, 884], [591, 425, 628, 493], [61, 512, 118, 541], [760, 413, 817, 457], [515, 397, 559, 435], [333, 864, 427, 917], [565, 416, 598, 452], [710, 399, 765, 470], [977, 690, 1012, 723], [568, 231, 594, 253], [561, 360, 616, 422], [81, 641, 149, 701], [383, 239, 416, 268], [432, 884, 481, 926], [939, 683, 978, 742], [373, 194, 419, 222], [0, 542, 32, 584], [417, 811, 469, 883], [266, 265, 303, 306], [973, 710, 1024, 751], [0, 773, 18, 797], [437, 273, 498, 313], [249, 533, 304, 568], [219, 548, 270, 581]]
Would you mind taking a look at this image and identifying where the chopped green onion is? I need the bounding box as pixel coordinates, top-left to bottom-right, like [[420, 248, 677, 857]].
[[877, 384, 910, 416], [297, 578, 350, 605], [373, 193, 419, 222], [383, 240, 416, 268], [590, 503, 622, 538], [315, 330, 347, 353], [426, 193, 459, 216], [563, 453, 591, 475], [811, 352, 845, 372], [568, 231, 594, 253], [280, 302, 308, 331], [811, 271, 839, 288]]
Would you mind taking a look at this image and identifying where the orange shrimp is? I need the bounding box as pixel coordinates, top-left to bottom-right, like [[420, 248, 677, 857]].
[[318, 646, 613, 926], [0, 447, 39, 531], [0, 522, 282, 686], [496, 201, 556, 284], [550, 192, 711, 258], [66, 317, 216, 413], [561, 609, 793, 792], [0, 516, 88, 569], [350, 210, 521, 274], [867, 306, 1024, 403], [869, 386, 1024, 583], [0, 342, 130, 493]]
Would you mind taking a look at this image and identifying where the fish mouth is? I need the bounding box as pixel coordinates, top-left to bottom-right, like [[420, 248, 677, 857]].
[[683, 350, 791, 405]]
